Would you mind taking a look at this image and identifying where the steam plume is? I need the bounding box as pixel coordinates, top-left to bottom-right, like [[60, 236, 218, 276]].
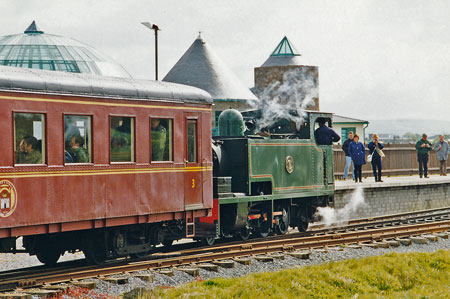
[[255, 68, 318, 131], [316, 186, 367, 227]]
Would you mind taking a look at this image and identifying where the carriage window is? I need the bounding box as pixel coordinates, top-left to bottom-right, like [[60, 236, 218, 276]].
[[14, 113, 45, 164], [110, 116, 135, 162], [187, 120, 197, 163], [151, 118, 173, 161], [64, 115, 91, 163]]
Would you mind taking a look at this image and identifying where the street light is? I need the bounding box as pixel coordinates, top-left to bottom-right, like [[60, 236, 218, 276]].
[[141, 22, 161, 80]]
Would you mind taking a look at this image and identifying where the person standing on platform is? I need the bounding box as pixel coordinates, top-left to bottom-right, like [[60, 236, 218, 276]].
[[342, 131, 355, 180], [415, 133, 432, 178], [348, 134, 366, 183], [368, 133, 385, 182], [433, 135, 449, 176]]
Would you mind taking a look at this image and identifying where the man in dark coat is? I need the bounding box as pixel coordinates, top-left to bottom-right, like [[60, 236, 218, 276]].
[[314, 118, 340, 145], [415, 133, 432, 178]]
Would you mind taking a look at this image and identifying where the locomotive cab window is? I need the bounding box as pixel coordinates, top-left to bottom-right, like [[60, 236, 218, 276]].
[[110, 116, 135, 162], [14, 113, 45, 165], [151, 118, 173, 162], [64, 115, 92, 163], [187, 120, 197, 163]]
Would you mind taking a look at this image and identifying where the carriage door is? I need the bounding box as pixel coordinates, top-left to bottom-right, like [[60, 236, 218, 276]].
[[184, 117, 203, 211]]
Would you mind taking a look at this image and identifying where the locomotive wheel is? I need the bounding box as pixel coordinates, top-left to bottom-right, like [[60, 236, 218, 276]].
[[131, 249, 151, 260], [257, 224, 271, 238], [297, 208, 310, 232], [275, 208, 289, 235], [238, 226, 251, 241], [36, 249, 61, 266], [201, 237, 216, 246], [162, 239, 173, 248]]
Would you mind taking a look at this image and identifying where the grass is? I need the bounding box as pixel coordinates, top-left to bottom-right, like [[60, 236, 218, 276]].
[[141, 250, 450, 298]]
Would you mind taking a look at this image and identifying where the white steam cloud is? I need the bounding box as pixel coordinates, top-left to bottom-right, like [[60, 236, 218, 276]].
[[316, 186, 367, 227], [255, 68, 318, 131]]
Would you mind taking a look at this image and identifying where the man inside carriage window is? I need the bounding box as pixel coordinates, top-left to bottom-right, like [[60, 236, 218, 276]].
[[68, 135, 89, 163], [151, 119, 167, 161], [16, 135, 42, 164]]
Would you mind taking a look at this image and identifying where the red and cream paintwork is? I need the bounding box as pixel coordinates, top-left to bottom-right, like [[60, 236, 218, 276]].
[[0, 89, 213, 239]]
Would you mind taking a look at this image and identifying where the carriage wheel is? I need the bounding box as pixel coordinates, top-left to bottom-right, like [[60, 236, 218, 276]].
[[36, 249, 61, 266], [83, 239, 107, 265]]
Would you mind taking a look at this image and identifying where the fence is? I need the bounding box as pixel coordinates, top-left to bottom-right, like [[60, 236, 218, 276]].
[[333, 143, 448, 178]]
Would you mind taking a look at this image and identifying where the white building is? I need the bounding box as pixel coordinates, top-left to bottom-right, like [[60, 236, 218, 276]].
[[333, 115, 369, 144]]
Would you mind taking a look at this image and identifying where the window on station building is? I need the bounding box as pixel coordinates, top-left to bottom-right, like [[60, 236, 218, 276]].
[[341, 127, 356, 141], [187, 120, 197, 163], [151, 118, 173, 162], [110, 116, 135, 162], [64, 115, 92, 163], [14, 113, 45, 165]]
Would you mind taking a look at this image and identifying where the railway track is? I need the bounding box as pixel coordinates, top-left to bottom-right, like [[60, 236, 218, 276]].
[[1, 206, 450, 292]]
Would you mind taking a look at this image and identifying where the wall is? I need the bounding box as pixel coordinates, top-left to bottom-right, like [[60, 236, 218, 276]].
[[334, 181, 450, 219], [333, 143, 450, 178]]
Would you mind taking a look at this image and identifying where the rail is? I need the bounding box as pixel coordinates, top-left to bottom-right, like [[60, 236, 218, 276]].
[[1, 206, 449, 292]]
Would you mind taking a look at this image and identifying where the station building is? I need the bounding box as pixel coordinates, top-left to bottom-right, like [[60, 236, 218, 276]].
[[0, 21, 131, 78], [333, 115, 369, 144], [163, 34, 258, 134]]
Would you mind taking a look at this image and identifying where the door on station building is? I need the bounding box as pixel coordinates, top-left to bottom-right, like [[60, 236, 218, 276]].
[[184, 117, 203, 210]]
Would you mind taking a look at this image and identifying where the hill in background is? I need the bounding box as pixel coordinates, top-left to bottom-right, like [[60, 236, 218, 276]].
[[367, 119, 450, 136]]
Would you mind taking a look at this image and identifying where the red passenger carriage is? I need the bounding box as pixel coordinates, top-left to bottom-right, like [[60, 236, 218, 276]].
[[0, 66, 214, 264]]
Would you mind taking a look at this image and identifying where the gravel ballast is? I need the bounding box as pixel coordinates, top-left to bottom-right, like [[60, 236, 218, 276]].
[[1, 235, 449, 298]]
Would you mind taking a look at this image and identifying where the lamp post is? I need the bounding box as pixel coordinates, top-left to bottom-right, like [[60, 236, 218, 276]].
[[141, 22, 160, 80]]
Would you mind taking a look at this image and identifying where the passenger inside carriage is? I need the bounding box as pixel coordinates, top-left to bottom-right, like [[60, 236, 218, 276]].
[[151, 118, 167, 161], [68, 135, 89, 163], [14, 112, 45, 165], [64, 115, 91, 163], [16, 136, 42, 164], [110, 117, 134, 162]]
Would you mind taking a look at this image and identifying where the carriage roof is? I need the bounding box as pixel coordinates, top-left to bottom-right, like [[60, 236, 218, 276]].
[[0, 65, 212, 105]]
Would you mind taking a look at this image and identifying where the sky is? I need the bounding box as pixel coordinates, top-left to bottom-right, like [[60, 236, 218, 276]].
[[1, 0, 449, 121]]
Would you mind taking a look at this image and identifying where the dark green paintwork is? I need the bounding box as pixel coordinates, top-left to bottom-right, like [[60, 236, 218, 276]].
[[218, 111, 335, 205]]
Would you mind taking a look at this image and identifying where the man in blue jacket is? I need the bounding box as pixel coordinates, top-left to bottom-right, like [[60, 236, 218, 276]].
[[342, 131, 354, 180]]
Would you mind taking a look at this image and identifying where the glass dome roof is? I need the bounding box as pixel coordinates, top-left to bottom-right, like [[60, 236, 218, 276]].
[[0, 21, 131, 78]]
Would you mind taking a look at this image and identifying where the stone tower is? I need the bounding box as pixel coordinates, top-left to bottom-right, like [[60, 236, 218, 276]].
[[254, 36, 319, 111]]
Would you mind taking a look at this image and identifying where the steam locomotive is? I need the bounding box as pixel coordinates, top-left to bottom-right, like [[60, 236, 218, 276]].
[[0, 65, 333, 265], [198, 108, 334, 243]]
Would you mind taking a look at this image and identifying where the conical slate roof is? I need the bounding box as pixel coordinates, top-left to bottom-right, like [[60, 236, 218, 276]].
[[261, 36, 308, 67], [163, 34, 257, 101]]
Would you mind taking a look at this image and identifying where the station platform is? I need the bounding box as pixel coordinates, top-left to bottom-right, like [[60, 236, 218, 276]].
[[335, 175, 450, 191], [333, 175, 450, 219]]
